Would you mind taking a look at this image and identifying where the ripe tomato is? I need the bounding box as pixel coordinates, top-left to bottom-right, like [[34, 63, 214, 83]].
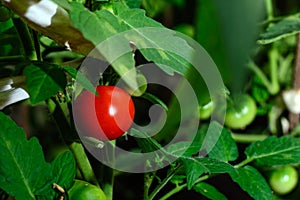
[[224, 94, 257, 129], [73, 86, 135, 140], [68, 180, 106, 200], [269, 166, 299, 195]]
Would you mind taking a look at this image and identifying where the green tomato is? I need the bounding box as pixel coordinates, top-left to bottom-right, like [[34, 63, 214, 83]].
[[225, 94, 257, 129], [125, 72, 147, 97], [174, 24, 195, 38], [199, 101, 214, 120], [269, 166, 299, 195], [68, 180, 107, 200]]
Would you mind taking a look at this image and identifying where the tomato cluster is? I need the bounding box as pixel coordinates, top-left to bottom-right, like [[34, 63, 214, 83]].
[[199, 94, 257, 129]]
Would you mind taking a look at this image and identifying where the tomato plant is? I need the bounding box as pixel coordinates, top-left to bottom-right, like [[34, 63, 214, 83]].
[[269, 166, 299, 195], [74, 86, 135, 140], [1, 0, 300, 200]]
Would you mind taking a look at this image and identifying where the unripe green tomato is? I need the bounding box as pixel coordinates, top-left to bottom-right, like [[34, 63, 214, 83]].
[[269, 166, 299, 195], [199, 101, 214, 120], [225, 94, 257, 129], [126, 72, 147, 97], [68, 180, 107, 200], [174, 24, 195, 38]]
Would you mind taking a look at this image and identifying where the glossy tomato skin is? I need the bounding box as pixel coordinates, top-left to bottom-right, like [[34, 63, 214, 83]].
[[224, 94, 257, 129], [68, 180, 107, 200], [199, 101, 214, 120], [269, 166, 299, 195], [73, 86, 135, 140]]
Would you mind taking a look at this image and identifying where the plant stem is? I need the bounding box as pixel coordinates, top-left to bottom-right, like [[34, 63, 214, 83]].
[[248, 61, 273, 93], [96, 140, 115, 200], [31, 30, 42, 61], [231, 133, 268, 143], [159, 175, 210, 200], [147, 166, 181, 200], [0, 55, 25, 62], [268, 47, 280, 94], [144, 172, 155, 199], [265, 0, 274, 21], [49, 98, 99, 186], [12, 18, 37, 60], [69, 142, 99, 186], [160, 184, 186, 200], [248, 47, 280, 95], [234, 158, 255, 169]]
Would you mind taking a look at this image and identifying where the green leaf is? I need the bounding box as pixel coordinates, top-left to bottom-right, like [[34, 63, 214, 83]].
[[181, 159, 207, 190], [132, 128, 236, 189], [245, 136, 300, 167], [229, 166, 273, 200], [51, 151, 76, 189], [69, 2, 197, 90], [0, 112, 53, 199], [123, 0, 141, 8], [63, 66, 96, 94], [181, 157, 236, 190], [193, 182, 227, 200], [69, 2, 137, 90], [258, 15, 300, 44], [24, 64, 67, 104], [131, 128, 163, 153], [140, 92, 168, 111], [0, 19, 13, 33], [208, 122, 238, 162], [51, 0, 71, 10], [166, 142, 201, 157], [170, 174, 186, 185]]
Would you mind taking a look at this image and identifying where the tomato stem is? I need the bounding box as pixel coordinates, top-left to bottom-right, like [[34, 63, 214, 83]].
[[231, 133, 268, 143], [144, 172, 156, 199], [234, 158, 255, 169], [0, 55, 26, 62], [265, 0, 274, 22], [159, 175, 210, 200], [147, 165, 181, 200], [69, 142, 100, 186], [12, 18, 37, 61], [48, 98, 100, 186], [248, 48, 280, 95]]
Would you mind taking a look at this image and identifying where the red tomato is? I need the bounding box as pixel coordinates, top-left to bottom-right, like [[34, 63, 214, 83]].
[[73, 86, 135, 140]]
